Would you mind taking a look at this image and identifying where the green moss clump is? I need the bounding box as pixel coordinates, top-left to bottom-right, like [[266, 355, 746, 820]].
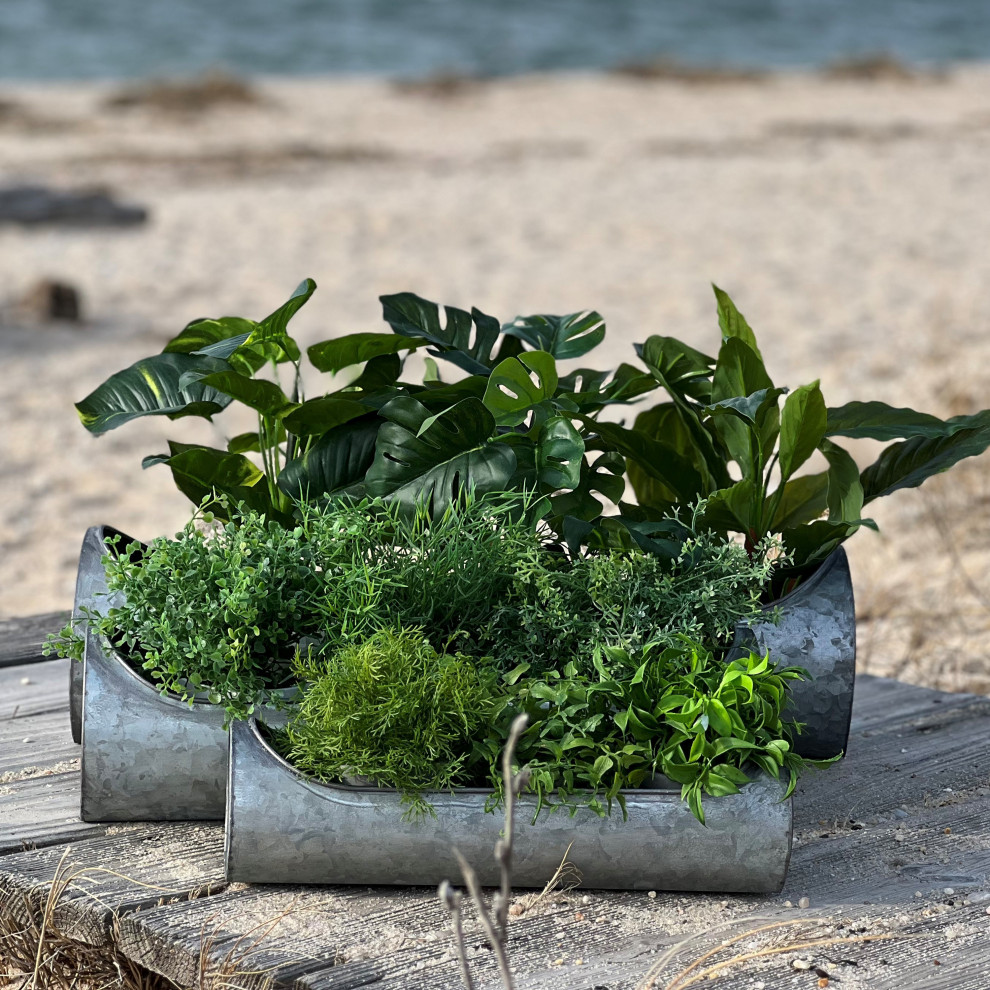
[[279, 627, 504, 814]]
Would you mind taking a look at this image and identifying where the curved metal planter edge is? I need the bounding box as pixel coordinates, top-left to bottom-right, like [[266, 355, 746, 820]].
[[225, 719, 794, 892], [728, 547, 856, 761]]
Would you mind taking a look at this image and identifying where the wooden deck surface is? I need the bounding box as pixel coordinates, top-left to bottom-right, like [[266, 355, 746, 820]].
[[2, 615, 990, 989]]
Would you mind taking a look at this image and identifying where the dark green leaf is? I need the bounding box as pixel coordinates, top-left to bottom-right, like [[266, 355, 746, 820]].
[[861, 416, 990, 503], [349, 353, 403, 392], [149, 441, 274, 518], [308, 332, 428, 374], [366, 396, 516, 515], [75, 354, 233, 434], [255, 278, 317, 340], [226, 427, 285, 454], [197, 371, 296, 416], [826, 401, 954, 441], [380, 292, 502, 375], [713, 284, 762, 360], [502, 310, 606, 360], [778, 381, 826, 481], [537, 415, 584, 491], [819, 438, 864, 523], [638, 335, 716, 405], [483, 351, 558, 427], [277, 415, 381, 502], [768, 472, 828, 530], [281, 396, 369, 436], [584, 416, 707, 505]]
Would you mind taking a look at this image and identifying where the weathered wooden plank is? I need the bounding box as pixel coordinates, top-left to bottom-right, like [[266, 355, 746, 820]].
[[0, 612, 70, 668], [0, 710, 78, 778], [0, 773, 105, 853], [0, 657, 71, 720], [0, 824, 226, 947]]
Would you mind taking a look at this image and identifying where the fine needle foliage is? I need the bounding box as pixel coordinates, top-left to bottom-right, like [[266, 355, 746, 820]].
[[279, 627, 504, 815]]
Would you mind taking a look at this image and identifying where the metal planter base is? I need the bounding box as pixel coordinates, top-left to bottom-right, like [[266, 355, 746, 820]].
[[74, 524, 286, 823], [225, 720, 794, 892], [729, 547, 856, 760]]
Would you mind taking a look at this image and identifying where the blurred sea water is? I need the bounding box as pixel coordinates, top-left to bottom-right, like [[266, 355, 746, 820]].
[[1, 0, 989, 81]]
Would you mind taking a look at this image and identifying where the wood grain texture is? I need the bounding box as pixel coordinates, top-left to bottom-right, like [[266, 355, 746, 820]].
[[0, 657, 71, 720], [0, 612, 69, 668], [0, 673, 988, 990]]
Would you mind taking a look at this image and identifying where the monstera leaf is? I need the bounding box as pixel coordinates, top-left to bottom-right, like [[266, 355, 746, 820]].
[[277, 416, 381, 502], [379, 293, 502, 375], [75, 354, 233, 434], [483, 351, 558, 427], [366, 396, 516, 514], [502, 310, 606, 360]]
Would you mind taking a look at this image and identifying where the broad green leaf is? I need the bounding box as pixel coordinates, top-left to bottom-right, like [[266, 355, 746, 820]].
[[281, 396, 369, 436], [705, 772, 742, 797], [699, 479, 762, 536], [483, 351, 559, 427], [226, 426, 285, 454], [380, 292, 502, 375], [502, 310, 606, 360], [163, 316, 258, 356], [146, 441, 274, 518], [75, 354, 233, 434], [627, 403, 706, 510], [780, 519, 868, 568], [711, 337, 773, 403], [706, 698, 732, 736], [861, 416, 990, 503], [711, 337, 774, 476], [826, 401, 953, 441], [550, 451, 625, 520], [705, 388, 776, 424], [584, 417, 707, 505], [196, 371, 296, 417], [307, 332, 428, 374], [713, 284, 763, 360], [277, 415, 380, 502], [639, 336, 716, 405], [536, 415, 584, 491], [819, 438, 864, 523], [348, 353, 403, 392], [778, 381, 826, 481], [768, 472, 828, 530], [365, 396, 516, 515], [254, 278, 316, 340]]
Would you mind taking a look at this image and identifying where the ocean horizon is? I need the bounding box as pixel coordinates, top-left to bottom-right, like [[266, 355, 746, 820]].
[[2, 0, 990, 83]]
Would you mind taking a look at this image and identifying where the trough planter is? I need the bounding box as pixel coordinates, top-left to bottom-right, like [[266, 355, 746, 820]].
[[224, 718, 794, 892], [67, 524, 853, 823], [72, 525, 288, 823]]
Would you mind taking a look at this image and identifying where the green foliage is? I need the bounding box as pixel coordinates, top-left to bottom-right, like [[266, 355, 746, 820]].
[[78, 506, 326, 718], [503, 638, 834, 823], [276, 627, 504, 816], [480, 504, 777, 674], [74, 279, 990, 582], [301, 492, 542, 657], [626, 286, 990, 580]]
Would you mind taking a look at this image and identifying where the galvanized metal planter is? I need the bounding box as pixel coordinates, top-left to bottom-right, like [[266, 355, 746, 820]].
[[70, 525, 131, 745], [728, 546, 856, 761], [225, 719, 793, 891], [73, 524, 288, 823]]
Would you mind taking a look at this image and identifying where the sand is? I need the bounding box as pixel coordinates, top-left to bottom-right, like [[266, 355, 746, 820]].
[[1, 67, 989, 691]]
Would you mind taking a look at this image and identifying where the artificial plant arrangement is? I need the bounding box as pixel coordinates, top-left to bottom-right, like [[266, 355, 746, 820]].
[[56, 277, 990, 824]]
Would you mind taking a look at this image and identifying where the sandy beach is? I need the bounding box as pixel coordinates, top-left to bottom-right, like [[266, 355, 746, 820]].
[[1, 66, 989, 692]]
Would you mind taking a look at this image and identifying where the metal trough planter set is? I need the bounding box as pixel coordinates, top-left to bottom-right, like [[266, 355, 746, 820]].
[[71, 525, 856, 892]]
